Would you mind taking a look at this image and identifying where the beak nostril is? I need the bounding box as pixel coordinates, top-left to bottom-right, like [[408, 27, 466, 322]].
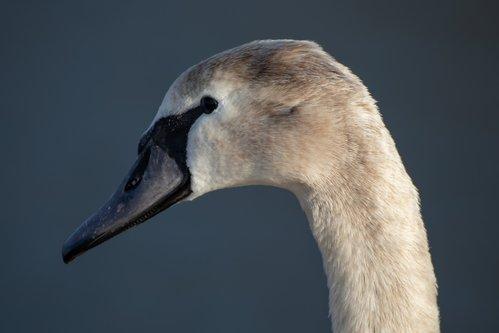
[[125, 147, 151, 192], [126, 176, 141, 191]]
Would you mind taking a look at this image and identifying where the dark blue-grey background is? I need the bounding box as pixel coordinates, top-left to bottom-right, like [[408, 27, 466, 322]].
[[1, 0, 497, 332]]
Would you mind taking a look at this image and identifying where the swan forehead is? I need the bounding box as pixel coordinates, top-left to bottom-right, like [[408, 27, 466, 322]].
[[153, 73, 237, 125], [152, 39, 347, 122]]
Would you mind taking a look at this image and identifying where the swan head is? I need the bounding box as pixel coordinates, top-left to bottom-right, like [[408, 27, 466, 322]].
[[62, 39, 371, 263]]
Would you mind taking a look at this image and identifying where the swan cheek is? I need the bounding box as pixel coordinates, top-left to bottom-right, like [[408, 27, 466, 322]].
[[185, 121, 221, 200], [186, 114, 265, 200]]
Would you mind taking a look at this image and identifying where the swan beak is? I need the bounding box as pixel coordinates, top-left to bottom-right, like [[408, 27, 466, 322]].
[[61, 144, 191, 264]]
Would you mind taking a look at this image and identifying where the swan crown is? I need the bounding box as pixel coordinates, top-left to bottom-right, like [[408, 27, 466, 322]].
[[156, 39, 381, 199]]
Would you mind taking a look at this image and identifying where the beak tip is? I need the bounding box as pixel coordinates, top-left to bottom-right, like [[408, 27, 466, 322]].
[[62, 232, 84, 264], [61, 242, 75, 264]]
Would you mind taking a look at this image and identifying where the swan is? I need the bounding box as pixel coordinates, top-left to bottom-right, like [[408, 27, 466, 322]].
[[62, 40, 439, 332]]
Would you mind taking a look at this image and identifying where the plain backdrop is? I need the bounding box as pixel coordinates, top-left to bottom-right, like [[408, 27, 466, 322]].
[[1, 0, 498, 332]]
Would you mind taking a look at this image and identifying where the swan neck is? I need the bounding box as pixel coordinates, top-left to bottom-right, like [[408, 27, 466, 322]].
[[296, 171, 440, 332]]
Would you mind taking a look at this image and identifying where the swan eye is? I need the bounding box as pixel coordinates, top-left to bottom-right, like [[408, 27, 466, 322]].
[[200, 96, 218, 113]]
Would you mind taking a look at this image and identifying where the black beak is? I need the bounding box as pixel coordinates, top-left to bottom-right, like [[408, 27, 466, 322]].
[[62, 100, 214, 264], [61, 144, 191, 263]]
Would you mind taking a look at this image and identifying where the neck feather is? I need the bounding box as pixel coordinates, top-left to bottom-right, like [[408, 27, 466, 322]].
[[295, 131, 439, 333]]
